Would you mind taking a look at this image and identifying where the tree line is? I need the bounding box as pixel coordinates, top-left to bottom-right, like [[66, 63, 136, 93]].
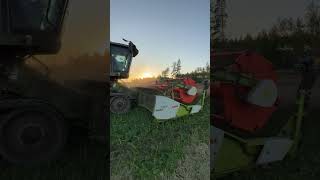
[[159, 59, 210, 83], [212, 1, 320, 69]]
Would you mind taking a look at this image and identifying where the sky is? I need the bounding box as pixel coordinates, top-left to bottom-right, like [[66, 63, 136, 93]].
[[225, 0, 314, 38], [111, 0, 210, 79]]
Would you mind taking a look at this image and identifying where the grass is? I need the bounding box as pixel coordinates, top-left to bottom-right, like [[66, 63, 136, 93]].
[[111, 100, 210, 179]]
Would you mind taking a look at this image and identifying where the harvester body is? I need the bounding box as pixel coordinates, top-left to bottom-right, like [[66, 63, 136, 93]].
[[213, 51, 279, 132], [137, 80, 207, 121], [211, 50, 318, 178], [0, 0, 108, 164]]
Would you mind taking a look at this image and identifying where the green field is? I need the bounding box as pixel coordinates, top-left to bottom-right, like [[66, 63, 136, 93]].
[[111, 101, 210, 179]]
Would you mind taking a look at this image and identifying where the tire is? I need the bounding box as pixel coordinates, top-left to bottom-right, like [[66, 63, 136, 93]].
[[0, 104, 67, 165], [110, 96, 131, 114]]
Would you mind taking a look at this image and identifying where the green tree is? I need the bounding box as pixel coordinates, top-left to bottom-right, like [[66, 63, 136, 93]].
[[176, 59, 182, 76], [305, 1, 320, 36], [161, 67, 170, 78], [171, 62, 177, 78], [205, 62, 210, 73]]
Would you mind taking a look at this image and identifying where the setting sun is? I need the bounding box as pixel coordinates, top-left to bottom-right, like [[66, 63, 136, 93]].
[[140, 72, 153, 79]]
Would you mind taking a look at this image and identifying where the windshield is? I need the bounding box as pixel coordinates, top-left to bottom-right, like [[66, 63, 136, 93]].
[[111, 45, 132, 73], [9, 0, 66, 32]]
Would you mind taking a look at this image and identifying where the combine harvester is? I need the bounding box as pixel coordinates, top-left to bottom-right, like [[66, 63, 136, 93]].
[[110, 40, 208, 120], [211, 50, 318, 178], [0, 0, 108, 164]]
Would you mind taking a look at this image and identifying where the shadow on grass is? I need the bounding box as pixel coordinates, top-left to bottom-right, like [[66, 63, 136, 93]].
[[0, 126, 108, 180]]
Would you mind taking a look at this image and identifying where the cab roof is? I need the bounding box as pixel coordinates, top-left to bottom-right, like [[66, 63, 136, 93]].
[[110, 42, 128, 48]]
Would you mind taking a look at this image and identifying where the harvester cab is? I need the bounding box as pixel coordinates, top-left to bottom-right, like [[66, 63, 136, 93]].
[[0, 0, 69, 84], [110, 39, 138, 82], [0, 0, 68, 56]]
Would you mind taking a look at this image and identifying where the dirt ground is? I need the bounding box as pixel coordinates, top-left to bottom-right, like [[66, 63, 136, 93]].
[[168, 133, 210, 180]]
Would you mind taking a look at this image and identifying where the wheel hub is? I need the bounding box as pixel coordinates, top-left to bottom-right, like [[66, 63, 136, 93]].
[[19, 124, 44, 145], [111, 96, 131, 114], [114, 98, 127, 111]]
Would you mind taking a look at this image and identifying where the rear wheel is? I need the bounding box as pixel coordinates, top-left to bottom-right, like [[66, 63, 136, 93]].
[[110, 96, 131, 114], [0, 104, 67, 164]]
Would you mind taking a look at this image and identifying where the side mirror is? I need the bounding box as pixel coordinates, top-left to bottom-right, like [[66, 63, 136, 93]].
[[130, 42, 139, 57], [123, 39, 139, 57]]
